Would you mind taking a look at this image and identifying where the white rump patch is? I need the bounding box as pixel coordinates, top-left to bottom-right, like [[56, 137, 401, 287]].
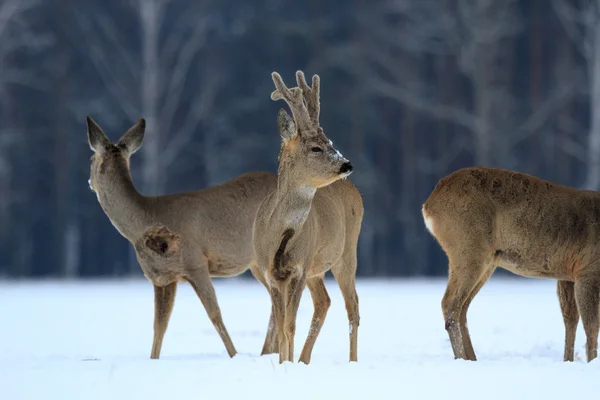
[[422, 206, 435, 235]]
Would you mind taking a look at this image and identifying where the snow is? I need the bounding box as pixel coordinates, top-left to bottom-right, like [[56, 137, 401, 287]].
[[1, 277, 598, 400]]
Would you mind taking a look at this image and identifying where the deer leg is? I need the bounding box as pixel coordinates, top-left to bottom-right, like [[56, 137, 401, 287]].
[[574, 279, 600, 362], [283, 275, 306, 362], [459, 267, 494, 361], [557, 280, 579, 362], [186, 267, 237, 358], [150, 281, 177, 359], [270, 286, 288, 364], [442, 258, 488, 361], [250, 265, 278, 355], [298, 276, 331, 364], [332, 261, 360, 362]]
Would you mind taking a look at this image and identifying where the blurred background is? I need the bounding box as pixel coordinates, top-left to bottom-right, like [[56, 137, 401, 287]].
[[0, 0, 596, 278]]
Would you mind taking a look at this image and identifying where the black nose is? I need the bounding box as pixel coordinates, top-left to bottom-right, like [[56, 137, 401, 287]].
[[339, 162, 353, 174]]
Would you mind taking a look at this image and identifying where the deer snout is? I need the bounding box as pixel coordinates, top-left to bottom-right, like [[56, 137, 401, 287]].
[[339, 162, 353, 175]]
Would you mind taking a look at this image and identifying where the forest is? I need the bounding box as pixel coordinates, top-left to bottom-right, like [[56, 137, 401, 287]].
[[0, 0, 596, 278]]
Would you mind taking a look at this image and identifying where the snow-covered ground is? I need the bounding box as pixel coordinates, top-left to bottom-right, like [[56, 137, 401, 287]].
[[1, 277, 598, 400]]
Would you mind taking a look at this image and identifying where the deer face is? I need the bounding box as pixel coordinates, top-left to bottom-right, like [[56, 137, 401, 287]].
[[271, 71, 353, 189], [86, 116, 145, 193], [277, 109, 352, 188]]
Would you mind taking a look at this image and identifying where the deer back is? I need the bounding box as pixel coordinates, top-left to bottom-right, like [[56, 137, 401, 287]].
[[423, 167, 600, 280]]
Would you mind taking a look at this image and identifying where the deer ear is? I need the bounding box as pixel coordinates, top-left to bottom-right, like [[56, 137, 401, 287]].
[[277, 109, 296, 142], [118, 118, 146, 155], [86, 116, 110, 153]]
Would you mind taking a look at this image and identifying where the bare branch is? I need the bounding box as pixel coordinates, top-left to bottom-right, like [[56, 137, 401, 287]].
[[72, 12, 139, 120], [366, 75, 478, 132], [559, 136, 587, 163], [94, 13, 138, 81], [357, 1, 455, 55], [0, 0, 38, 40], [160, 13, 213, 132], [511, 78, 580, 145], [163, 60, 222, 165], [552, 0, 594, 58], [417, 136, 468, 174], [1, 68, 47, 90]]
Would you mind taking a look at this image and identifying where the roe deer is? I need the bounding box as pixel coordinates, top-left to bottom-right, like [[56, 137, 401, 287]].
[[423, 166, 600, 362], [86, 116, 278, 359], [252, 71, 364, 364]]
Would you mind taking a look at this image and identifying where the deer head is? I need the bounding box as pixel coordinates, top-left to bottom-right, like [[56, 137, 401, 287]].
[[271, 71, 353, 189], [86, 116, 145, 193]]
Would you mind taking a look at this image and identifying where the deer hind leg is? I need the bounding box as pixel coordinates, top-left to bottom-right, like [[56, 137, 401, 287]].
[[250, 265, 278, 355], [442, 256, 491, 361], [557, 280, 579, 362], [332, 257, 360, 362], [186, 266, 237, 358], [151, 281, 177, 359], [298, 276, 331, 364], [458, 266, 495, 361], [574, 279, 600, 362]]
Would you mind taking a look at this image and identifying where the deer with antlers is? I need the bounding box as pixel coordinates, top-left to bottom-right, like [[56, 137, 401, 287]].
[[252, 71, 364, 364], [423, 166, 600, 362], [86, 117, 279, 359]]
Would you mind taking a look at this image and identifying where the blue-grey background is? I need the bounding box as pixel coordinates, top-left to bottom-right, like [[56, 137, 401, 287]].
[[0, 0, 594, 278]]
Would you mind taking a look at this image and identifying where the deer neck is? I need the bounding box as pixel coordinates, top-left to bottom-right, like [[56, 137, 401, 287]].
[[271, 169, 317, 235], [95, 163, 149, 241]]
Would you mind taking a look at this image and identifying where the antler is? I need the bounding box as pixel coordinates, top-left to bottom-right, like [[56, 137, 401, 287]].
[[295, 71, 320, 127], [271, 72, 313, 132]]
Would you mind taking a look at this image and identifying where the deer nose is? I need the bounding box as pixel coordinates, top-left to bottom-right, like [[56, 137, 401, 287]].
[[339, 162, 353, 174]]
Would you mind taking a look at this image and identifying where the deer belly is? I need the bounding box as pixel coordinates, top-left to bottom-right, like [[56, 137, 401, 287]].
[[207, 257, 247, 277], [493, 249, 569, 280]]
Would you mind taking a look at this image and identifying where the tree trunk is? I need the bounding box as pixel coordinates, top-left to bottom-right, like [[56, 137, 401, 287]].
[[585, 19, 600, 190], [140, 0, 163, 196]]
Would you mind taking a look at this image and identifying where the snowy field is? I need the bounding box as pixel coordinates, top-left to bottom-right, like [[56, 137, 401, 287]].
[[1, 277, 598, 400]]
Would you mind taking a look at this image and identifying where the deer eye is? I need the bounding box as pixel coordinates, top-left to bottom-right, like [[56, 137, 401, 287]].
[[311, 147, 323, 153]]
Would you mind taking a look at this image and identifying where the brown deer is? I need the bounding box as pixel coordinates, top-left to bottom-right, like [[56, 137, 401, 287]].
[[252, 71, 364, 364], [86, 116, 279, 359], [423, 166, 600, 362]]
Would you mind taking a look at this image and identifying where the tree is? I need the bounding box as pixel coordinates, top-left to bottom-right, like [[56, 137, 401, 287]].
[[0, 0, 51, 276], [553, 0, 600, 190], [353, 0, 576, 168], [73, 0, 222, 195]]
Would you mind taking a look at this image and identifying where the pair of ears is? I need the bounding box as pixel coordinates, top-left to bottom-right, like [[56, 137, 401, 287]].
[[87, 116, 146, 156]]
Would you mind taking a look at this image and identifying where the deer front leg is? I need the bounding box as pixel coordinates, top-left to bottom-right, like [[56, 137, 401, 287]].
[[250, 265, 278, 355], [299, 276, 331, 364], [186, 266, 237, 358], [151, 281, 177, 359], [332, 260, 360, 362], [557, 280, 579, 362], [283, 274, 306, 362], [270, 286, 288, 363]]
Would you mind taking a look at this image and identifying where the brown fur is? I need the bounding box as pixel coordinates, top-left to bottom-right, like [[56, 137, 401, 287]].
[[272, 229, 295, 281], [144, 225, 181, 256], [86, 116, 278, 360], [253, 71, 364, 364], [423, 166, 600, 362]]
